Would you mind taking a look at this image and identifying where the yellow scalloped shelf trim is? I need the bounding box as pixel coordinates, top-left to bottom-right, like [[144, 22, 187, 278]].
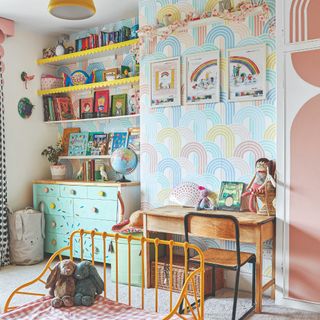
[[37, 39, 139, 65], [37, 76, 140, 96]]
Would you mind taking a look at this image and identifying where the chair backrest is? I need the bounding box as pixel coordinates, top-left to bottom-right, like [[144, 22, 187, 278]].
[[184, 212, 241, 266]]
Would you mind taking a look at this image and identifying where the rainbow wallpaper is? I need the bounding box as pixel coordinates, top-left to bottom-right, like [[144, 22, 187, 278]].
[[139, 0, 276, 277]]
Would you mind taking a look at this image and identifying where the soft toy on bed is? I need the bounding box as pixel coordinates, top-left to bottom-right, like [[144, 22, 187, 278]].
[[74, 261, 104, 306], [45, 259, 76, 308]]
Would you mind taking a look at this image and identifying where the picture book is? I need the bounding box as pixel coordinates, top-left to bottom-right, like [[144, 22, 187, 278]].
[[55, 97, 76, 120], [86, 131, 104, 155], [48, 96, 55, 121], [43, 96, 50, 122], [94, 90, 110, 117], [68, 132, 89, 156], [106, 133, 114, 155], [217, 181, 245, 211], [94, 159, 105, 181], [111, 132, 128, 152], [91, 133, 108, 155], [80, 97, 95, 119], [111, 94, 127, 117], [127, 127, 140, 152], [62, 127, 81, 156]]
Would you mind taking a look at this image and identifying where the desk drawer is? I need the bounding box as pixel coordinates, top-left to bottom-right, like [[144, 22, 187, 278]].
[[74, 217, 115, 233], [74, 199, 118, 221], [87, 186, 118, 201], [45, 214, 73, 236], [45, 233, 70, 254], [35, 184, 59, 197], [36, 196, 73, 217], [60, 185, 87, 199]]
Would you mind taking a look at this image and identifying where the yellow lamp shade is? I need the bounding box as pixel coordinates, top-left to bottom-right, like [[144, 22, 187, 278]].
[[48, 0, 96, 20]]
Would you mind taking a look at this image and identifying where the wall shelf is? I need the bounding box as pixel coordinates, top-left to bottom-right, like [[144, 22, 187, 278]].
[[37, 39, 139, 66], [38, 76, 140, 96], [59, 151, 140, 161], [45, 114, 140, 124]]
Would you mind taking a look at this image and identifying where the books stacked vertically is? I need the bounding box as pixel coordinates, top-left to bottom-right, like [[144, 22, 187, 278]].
[[127, 128, 140, 152]]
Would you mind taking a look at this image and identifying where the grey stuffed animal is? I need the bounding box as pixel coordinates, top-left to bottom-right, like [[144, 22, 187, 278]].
[[74, 261, 104, 306]]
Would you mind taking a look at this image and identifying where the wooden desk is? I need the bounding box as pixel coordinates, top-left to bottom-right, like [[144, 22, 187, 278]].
[[143, 206, 276, 314]]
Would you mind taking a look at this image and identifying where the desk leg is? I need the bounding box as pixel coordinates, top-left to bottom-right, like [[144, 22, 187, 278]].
[[256, 227, 263, 313], [143, 214, 151, 288], [271, 221, 276, 299]]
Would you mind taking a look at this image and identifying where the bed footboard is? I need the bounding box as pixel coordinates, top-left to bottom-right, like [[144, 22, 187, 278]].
[[4, 230, 205, 320]]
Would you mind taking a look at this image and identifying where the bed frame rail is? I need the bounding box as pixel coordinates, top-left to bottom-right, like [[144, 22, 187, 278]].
[[4, 229, 205, 320]]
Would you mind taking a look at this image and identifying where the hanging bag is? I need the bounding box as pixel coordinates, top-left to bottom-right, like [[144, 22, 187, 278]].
[[8, 207, 45, 265]]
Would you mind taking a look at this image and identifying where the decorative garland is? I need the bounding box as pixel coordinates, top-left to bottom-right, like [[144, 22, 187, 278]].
[[138, 1, 270, 42]]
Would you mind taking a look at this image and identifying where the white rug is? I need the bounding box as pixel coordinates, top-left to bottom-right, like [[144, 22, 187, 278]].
[[0, 260, 319, 319]]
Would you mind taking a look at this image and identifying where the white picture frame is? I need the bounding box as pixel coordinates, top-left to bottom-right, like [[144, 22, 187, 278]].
[[227, 44, 267, 102], [185, 50, 220, 105], [150, 57, 181, 108]]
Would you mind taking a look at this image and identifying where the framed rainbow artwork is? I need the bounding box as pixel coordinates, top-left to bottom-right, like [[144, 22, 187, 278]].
[[185, 50, 220, 105], [227, 44, 266, 102], [150, 57, 181, 108]]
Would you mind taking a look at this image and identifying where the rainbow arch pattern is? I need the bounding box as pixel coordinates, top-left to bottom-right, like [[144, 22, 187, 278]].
[[190, 59, 218, 81], [230, 56, 260, 75], [139, 0, 276, 278]]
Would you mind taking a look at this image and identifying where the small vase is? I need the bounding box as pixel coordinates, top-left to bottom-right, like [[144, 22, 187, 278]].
[[50, 164, 66, 180]]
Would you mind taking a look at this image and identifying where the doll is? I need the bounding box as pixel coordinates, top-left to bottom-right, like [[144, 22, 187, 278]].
[[196, 186, 214, 210]]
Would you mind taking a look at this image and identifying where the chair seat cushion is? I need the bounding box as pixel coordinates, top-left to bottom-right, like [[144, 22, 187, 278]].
[[191, 248, 255, 268]]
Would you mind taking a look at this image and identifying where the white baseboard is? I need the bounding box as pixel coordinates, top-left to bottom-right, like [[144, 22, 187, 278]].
[[276, 297, 320, 313], [223, 271, 272, 297]]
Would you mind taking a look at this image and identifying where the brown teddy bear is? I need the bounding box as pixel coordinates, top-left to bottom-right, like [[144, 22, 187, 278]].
[[45, 259, 76, 308]]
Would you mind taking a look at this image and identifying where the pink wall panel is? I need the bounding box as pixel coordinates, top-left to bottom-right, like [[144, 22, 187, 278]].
[[289, 94, 320, 303]]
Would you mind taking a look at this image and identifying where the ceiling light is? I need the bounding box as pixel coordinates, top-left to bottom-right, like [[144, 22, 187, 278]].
[[48, 0, 96, 20]]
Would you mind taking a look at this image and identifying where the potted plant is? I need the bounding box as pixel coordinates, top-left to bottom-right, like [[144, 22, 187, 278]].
[[41, 141, 66, 180]]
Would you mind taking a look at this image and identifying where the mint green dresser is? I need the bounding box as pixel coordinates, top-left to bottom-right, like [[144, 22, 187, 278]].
[[33, 180, 140, 263]]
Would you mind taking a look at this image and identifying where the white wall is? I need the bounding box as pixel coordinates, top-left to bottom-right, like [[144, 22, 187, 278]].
[[3, 23, 58, 211]]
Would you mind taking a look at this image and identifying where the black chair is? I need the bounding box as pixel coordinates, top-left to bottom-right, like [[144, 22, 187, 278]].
[[182, 212, 256, 320]]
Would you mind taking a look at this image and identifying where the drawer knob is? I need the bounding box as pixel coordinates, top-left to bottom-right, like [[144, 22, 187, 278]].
[[70, 189, 76, 195], [92, 207, 98, 213], [43, 187, 49, 193], [51, 221, 57, 228], [51, 239, 57, 246], [98, 191, 106, 197], [50, 203, 56, 209]]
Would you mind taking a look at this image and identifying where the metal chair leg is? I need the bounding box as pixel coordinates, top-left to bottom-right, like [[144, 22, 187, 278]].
[[252, 259, 256, 307], [232, 268, 240, 320], [212, 266, 216, 297]]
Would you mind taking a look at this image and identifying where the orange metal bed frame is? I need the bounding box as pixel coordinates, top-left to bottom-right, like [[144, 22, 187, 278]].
[[4, 229, 205, 320]]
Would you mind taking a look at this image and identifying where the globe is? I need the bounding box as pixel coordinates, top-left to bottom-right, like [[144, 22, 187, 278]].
[[110, 148, 138, 182]]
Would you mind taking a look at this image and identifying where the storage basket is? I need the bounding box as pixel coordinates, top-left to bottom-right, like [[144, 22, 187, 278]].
[[41, 75, 63, 90], [151, 255, 223, 296]]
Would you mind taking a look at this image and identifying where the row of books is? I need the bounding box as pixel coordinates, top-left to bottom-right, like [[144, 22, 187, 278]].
[[43, 89, 139, 122], [62, 127, 140, 157], [81, 159, 105, 181], [75, 25, 138, 52]]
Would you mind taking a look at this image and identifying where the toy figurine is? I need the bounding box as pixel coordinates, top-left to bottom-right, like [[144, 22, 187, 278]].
[[100, 165, 108, 181], [242, 158, 276, 215], [196, 186, 214, 210]]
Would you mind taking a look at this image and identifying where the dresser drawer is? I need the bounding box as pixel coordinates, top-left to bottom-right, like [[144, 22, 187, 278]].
[[45, 214, 73, 236], [74, 199, 118, 221], [87, 186, 118, 201], [74, 217, 115, 233], [73, 236, 111, 263], [34, 184, 59, 197], [60, 185, 87, 199], [45, 233, 70, 254], [36, 196, 73, 217]]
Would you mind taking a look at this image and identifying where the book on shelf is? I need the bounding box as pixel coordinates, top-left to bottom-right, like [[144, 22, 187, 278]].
[[86, 132, 104, 156], [111, 132, 128, 153], [127, 127, 140, 152], [68, 132, 89, 156], [62, 127, 81, 156], [55, 96, 76, 121], [46, 96, 55, 121], [81, 159, 104, 182], [94, 159, 105, 181], [91, 133, 108, 156], [80, 97, 95, 119], [106, 133, 114, 155], [43, 96, 50, 121]]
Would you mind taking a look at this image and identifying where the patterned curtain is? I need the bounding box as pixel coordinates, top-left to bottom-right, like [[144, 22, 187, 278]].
[[0, 50, 9, 266]]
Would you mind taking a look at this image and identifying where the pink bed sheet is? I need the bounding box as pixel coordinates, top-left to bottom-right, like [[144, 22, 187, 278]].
[[1, 296, 186, 320]]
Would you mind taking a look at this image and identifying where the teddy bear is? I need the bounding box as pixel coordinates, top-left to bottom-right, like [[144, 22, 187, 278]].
[[73, 261, 104, 306], [45, 259, 76, 308]]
